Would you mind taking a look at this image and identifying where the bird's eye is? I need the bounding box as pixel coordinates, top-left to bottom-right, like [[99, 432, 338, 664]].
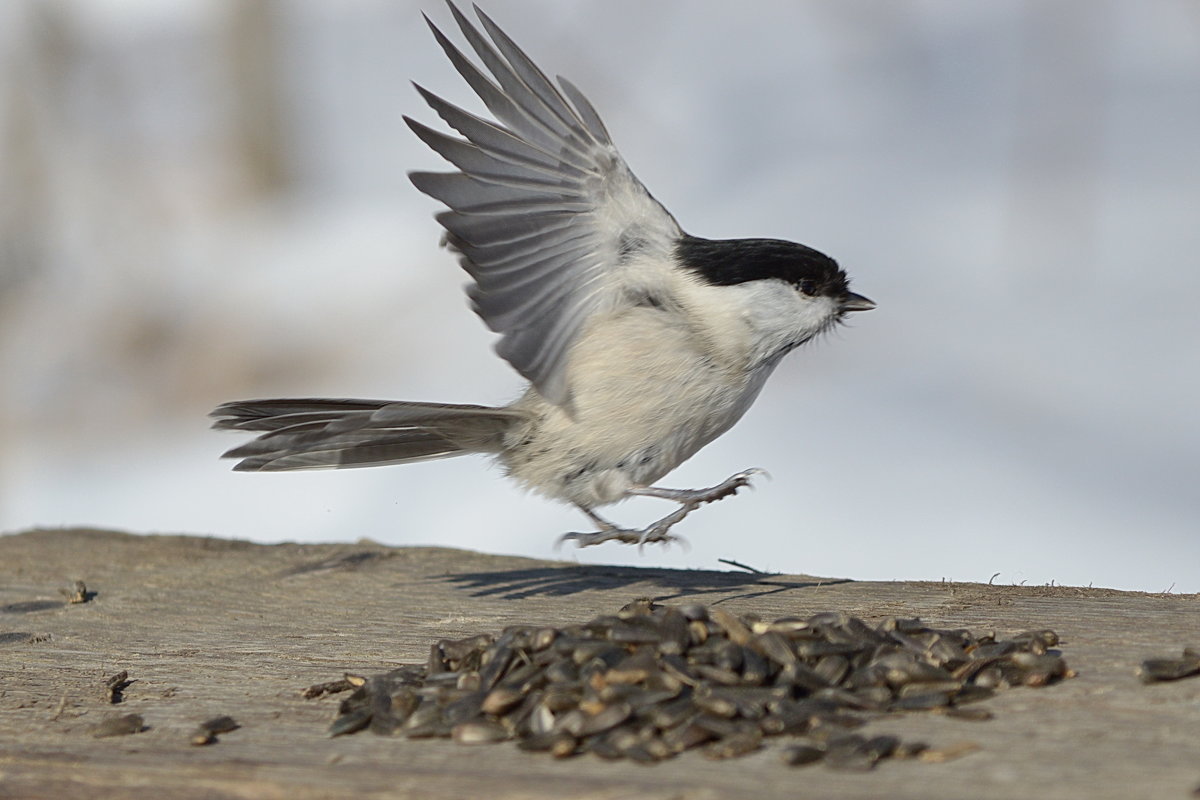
[[797, 280, 815, 296]]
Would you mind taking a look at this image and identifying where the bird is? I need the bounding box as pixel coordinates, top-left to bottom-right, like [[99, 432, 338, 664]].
[[211, 2, 875, 549]]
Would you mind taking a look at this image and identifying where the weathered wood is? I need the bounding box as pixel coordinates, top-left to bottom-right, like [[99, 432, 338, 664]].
[[0, 528, 1197, 799]]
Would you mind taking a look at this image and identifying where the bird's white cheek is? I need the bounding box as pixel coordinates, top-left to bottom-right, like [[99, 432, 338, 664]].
[[727, 283, 837, 367], [787, 295, 839, 337]]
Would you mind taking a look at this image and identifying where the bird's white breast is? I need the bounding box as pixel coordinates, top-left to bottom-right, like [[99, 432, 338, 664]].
[[499, 273, 810, 508]]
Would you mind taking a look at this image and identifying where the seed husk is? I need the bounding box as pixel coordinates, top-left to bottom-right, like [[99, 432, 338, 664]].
[[329, 708, 372, 737], [823, 734, 876, 771], [781, 743, 824, 766], [309, 601, 1072, 767], [105, 671, 131, 704], [662, 719, 715, 752], [917, 740, 983, 762], [862, 734, 900, 760], [452, 719, 510, 744], [190, 716, 240, 746], [1138, 649, 1200, 683], [62, 580, 90, 604], [92, 713, 145, 738], [893, 740, 931, 759], [481, 685, 524, 716], [891, 691, 954, 711], [702, 728, 762, 760], [517, 731, 572, 753], [302, 678, 353, 699], [938, 706, 994, 722]]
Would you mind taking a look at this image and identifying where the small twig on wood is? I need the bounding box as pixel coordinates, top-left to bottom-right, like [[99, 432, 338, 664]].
[[717, 558, 765, 575]]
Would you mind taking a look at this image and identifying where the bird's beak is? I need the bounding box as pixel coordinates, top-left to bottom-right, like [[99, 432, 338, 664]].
[[840, 292, 876, 313]]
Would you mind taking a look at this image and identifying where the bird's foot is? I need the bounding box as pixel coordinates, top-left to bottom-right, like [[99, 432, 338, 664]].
[[628, 468, 768, 505], [557, 469, 766, 550], [557, 505, 689, 551]]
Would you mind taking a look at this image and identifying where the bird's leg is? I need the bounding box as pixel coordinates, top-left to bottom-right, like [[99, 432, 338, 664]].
[[557, 508, 623, 548], [627, 468, 767, 505], [558, 505, 690, 550], [557, 506, 681, 548], [580, 507, 619, 532], [557, 469, 767, 550]]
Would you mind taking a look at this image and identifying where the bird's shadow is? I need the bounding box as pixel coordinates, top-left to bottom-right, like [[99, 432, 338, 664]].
[[438, 563, 850, 605]]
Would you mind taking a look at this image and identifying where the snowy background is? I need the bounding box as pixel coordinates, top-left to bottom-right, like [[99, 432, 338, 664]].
[[2, 0, 1197, 592]]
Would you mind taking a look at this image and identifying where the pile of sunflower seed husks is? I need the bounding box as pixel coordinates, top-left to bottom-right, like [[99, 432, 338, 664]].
[[309, 600, 1073, 767]]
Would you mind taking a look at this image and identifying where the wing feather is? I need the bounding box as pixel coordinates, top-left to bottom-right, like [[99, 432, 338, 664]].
[[424, 14, 580, 158], [475, 258, 590, 327], [408, 171, 582, 210], [556, 76, 612, 143], [446, 5, 594, 155], [435, 209, 576, 246], [413, 84, 581, 171], [464, 232, 594, 278], [405, 117, 580, 185], [411, 3, 683, 405], [471, 6, 597, 145]]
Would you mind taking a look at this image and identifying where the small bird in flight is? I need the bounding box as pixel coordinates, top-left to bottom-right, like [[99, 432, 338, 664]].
[[212, 3, 874, 548]]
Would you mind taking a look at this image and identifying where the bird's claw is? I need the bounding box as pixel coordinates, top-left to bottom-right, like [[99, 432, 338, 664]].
[[629, 468, 769, 505], [556, 527, 685, 550], [698, 467, 769, 504], [559, 468, 767, 549]]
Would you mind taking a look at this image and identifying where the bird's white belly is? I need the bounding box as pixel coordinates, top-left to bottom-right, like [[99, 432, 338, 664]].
[[500, 307, 773, 508]]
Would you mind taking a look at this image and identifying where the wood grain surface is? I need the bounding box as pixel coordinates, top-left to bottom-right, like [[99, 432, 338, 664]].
[[0, 528, 1197, 799]]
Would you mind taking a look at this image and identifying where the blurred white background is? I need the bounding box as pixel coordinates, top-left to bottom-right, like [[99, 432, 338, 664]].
[[1, 0, 1197, 592]]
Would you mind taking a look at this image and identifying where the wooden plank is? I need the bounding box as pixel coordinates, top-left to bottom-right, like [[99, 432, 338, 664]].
[[0, 528, 1197, 799]]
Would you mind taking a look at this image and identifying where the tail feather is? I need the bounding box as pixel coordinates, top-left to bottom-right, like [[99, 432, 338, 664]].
[[210, 398, 522, 471]]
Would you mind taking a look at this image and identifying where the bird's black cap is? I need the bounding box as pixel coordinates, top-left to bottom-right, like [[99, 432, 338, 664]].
[[676, 235, 853, 300]]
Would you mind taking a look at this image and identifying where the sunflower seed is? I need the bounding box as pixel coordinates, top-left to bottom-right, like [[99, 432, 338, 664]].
[[781, 743, 825, 766], [105, 671, 131, 704], [92, 713, 145, 738], [452, 719, 509, 744], [1138, 649, 1200, 683], [308, 601, 1071, 766], [702, 728, 762, 760], [191, 716, 241, 745], [62, 580, 90, 604]]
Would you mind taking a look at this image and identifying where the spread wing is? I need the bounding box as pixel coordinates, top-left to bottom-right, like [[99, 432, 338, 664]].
[[407, 2, 683, 406]]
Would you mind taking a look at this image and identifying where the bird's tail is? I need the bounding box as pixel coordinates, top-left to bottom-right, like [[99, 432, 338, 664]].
[[210, 398, 523, 472]]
